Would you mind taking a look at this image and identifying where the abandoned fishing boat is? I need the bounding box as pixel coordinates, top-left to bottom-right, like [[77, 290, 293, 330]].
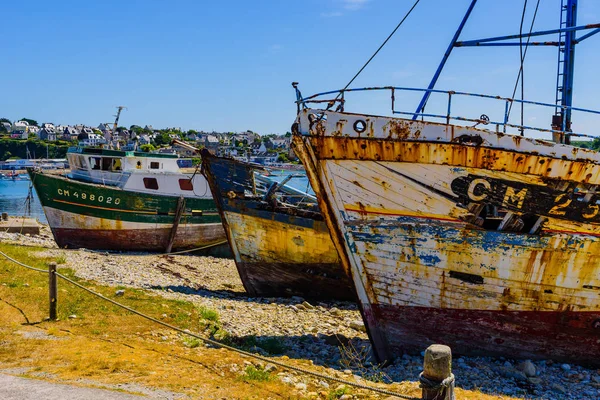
[[292, 0, 600, 366], [200, 150, 354, 300], [29, 146, 228, 254]]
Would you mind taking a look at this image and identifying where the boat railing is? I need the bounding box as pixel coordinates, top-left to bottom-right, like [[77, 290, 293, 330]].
[[297, 86, 600, 140]]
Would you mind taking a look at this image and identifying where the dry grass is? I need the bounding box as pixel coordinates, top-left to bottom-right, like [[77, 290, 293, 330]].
[[0, 243, 519, 399]]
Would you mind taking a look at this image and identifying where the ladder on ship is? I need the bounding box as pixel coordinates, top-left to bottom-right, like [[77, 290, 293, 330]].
[[553, 0, 577, 137]]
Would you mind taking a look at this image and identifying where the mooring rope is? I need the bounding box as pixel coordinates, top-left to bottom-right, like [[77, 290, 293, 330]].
[[0, 249, 424, 399]]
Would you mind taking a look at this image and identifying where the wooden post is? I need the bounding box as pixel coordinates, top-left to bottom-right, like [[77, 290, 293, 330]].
[[165, 196, 186, 253], [420, 344, 455, 400], [48, 262, 57, 321]]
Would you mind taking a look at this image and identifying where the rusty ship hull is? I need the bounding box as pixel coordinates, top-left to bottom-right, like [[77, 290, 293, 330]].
[[201, 153, 354, 300], [293, 108, 600, 365], [30, 169, 229, 254]]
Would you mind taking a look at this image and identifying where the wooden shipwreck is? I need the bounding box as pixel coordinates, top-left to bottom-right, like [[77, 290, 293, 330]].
[[291, 1, 600, 366], [200, 150, 354, 300]]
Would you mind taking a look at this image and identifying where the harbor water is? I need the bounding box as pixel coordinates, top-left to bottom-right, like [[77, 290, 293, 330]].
[[0, 178, 46, 223]]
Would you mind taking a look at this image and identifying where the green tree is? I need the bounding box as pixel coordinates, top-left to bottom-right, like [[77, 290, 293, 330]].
[[277, 152, 290, 163], [20, 118, 38, 126], [0, 118, 10, 124], [140, 144, 156, 152], [152, 132, 171, 146]]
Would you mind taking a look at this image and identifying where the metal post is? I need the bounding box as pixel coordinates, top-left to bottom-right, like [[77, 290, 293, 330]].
[[560, 0, 577, 137], [48, 262, 57, 321], [446, 92, 453, 125], [420, 344, 455, 400], [503, 100, 510, 133], [413, 0, 478, 119]]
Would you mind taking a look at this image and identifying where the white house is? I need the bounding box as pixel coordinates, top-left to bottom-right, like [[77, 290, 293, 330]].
[[79, 133, 106, 147]]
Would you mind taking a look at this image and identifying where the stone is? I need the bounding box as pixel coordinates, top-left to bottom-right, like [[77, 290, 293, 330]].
[[517, 360, 537, 377], [115, 289, 125, 296], [551, 383, 567, 394], [592, 375, 600, 384], [318, 380, 330, 388], [349, 320, 366, 332], [68, 314, 77, 319], [301, 301, 315, 310], [281, 376, 293, 384], [339, 395, 352, 400], [343, 369, 352, 375], [330, 307, 341, 316], [295, 382, 307, 391], [264, 363, 277, 373], [527, 377, 542, 385]]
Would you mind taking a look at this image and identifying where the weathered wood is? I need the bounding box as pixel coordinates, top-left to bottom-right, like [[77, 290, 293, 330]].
[[1, 212, 8, 221], [421, 345, 454, 400], [48, 262, 57, 321], [165, 196, 186, 253]]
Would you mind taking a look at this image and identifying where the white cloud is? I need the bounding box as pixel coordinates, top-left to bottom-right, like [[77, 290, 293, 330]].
[[320, 0, 371, 18], [341, 0, 370, 11]]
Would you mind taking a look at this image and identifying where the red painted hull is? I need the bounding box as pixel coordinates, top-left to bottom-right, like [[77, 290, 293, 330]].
[[372, 303, 600, 366], [52, 227, 231, 256]]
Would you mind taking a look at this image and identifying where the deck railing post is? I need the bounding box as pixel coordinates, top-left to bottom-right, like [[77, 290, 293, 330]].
[[48, 262, 57, 321], [446, 92, 452, 125], [420, 344, 455, 400]]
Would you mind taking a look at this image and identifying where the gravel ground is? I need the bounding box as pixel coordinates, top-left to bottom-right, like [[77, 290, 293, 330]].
[[2, 228, 600, 399]]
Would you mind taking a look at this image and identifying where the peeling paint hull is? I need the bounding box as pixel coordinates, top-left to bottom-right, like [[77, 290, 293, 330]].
[[293, 109, 600, 365], [30, 169, 229, 255], [201, 154, 354, 300]]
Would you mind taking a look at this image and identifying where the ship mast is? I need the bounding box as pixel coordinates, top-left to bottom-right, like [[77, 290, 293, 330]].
[[414, 0, 599, 144], [113, 106, 127, 131]]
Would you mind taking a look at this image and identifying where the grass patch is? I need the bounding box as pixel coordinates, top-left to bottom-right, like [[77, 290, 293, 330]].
[[327, 385, 350, 400], [182, 336, 201, 348], [198, 305, 219, 323], [55, 254, 67, 265], [238, 365, 272, 383]]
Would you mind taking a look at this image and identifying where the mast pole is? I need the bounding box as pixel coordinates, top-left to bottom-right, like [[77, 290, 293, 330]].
[[561, 0, 577, 139], [412, 0, 478, 120]]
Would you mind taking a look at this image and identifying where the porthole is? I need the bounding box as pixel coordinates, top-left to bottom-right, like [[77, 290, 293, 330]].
[[353, 120, 367, 133]]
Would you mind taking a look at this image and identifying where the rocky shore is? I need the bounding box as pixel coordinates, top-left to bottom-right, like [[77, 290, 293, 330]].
[[2, 228, 599, 399]]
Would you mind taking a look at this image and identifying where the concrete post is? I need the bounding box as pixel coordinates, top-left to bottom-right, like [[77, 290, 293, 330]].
[[420, 344, 455, 400]]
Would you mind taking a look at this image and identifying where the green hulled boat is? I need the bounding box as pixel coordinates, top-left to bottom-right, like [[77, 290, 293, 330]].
[[29, 147, 228, 254]]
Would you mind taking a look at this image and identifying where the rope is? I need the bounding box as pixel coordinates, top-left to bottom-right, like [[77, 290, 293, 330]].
[[83, 239, 229, 257], [507, 0, 541, 129], [0, 250, 422, 400], [0, 250, 48, 273], [318, 0, 422, 114]]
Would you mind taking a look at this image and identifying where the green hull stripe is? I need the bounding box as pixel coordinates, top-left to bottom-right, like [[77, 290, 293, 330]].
[[30, 170, 221, 225]]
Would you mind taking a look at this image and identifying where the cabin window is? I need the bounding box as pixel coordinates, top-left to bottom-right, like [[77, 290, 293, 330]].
[[101, 157, 113, 171], [179, 179, 193, 191], [143, 177, 159, 190], [150, 161, 160, 169], [89, 157, 102, 170]]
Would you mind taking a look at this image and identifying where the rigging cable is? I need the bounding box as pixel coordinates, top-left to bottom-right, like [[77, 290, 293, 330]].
[[322, 0, 422, 112], [507, 0, 541, 135]]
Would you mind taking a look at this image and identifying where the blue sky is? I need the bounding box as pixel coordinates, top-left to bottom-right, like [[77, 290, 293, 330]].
[[1, 0, 599, 137]]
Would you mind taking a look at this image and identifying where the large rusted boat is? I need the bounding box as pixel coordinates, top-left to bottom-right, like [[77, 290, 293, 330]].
[[200, 150, 354, 300], [292, 0, 600, 365]]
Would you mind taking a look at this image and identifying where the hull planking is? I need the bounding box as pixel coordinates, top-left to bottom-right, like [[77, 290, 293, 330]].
[[293, 108, 600, 366], [201, 153, 355, 300]]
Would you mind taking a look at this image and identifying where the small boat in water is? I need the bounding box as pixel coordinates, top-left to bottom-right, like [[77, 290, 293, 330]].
[[30, 147, 228, 254], [292, 1, 600, 365], [200, 150, 354, 300]]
